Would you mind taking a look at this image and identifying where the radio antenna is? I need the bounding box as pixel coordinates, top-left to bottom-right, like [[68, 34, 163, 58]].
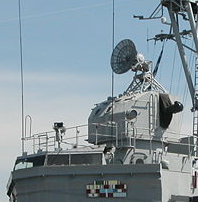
[[18, 0, 25, 155], [111, 0, 115, 143]]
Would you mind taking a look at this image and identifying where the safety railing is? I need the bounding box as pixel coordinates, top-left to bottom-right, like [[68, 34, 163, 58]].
[[23, 122, 198, 159], [24, 124, 89, 154]]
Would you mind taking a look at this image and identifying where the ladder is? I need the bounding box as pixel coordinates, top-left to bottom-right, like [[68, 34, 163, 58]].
[[149, 94, 155, 133], [193, 58, 198, 136], [193, 57, 198, 156], [149, 94, 155, 154]]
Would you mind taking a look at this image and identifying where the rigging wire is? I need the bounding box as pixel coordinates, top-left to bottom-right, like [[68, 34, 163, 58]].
[[153, 41, 165, 78], [176, 38, 187, 95], [158, 62, 163, 82], [176, 66, 182, 93], [158, 42, 166, 82], [179, 58, 194, 133], [146, 28, 149, 56], [0, 0, 132, 24], [152, 41, 156, 63], [18, 0, 25, 155], [183, 45, 194, 104], [179, 42, 195, 132], [169, 44, 177, 93]]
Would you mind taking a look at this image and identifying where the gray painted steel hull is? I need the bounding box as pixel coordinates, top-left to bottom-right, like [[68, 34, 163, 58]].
[[11, 164, 162, 202], [10, 163, 197, 202]]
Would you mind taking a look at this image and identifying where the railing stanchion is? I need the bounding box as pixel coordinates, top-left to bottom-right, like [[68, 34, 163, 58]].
[[76, 127, 79, 148]]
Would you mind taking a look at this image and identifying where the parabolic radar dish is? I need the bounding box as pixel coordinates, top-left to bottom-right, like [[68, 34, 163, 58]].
[[111, 39, 137, 74]]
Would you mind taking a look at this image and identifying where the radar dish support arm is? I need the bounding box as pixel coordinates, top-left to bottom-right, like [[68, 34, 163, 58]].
[[168, 8, 196, 109]]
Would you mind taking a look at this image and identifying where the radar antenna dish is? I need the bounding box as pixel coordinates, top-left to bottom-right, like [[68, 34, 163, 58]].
[[111, 39, 137, 74]]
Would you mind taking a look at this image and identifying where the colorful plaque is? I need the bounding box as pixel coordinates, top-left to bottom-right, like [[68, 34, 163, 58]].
[[86, 180, 127, 198]]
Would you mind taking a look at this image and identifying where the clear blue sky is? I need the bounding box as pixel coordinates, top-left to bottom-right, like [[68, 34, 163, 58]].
[[0, 0, 194, 200]]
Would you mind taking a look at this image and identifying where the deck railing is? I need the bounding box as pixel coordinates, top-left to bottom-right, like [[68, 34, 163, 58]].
[[23, 122, 197, 158]]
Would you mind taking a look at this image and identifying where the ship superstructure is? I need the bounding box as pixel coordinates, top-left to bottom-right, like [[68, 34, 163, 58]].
[[7, 0, 198, 201]]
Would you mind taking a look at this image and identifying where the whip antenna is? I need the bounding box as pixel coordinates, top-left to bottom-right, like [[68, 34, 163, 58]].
[[111, 0, 115, 142], [18, 0, 25, 155]]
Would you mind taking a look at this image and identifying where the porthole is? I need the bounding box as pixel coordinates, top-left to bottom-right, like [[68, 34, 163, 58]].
[[126, 110, 137, 120], [136, 159, 144, 164]]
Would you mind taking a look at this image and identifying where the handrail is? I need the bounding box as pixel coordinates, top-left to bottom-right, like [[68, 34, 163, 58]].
[[23, 122, 197, 157], [25, 115, 32, 138]]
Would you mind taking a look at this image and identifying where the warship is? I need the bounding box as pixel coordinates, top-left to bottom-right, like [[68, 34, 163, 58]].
[[6, 0, 198, 201]]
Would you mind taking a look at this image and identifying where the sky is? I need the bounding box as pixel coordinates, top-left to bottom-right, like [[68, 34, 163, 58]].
[[0, 0, 195, 201]]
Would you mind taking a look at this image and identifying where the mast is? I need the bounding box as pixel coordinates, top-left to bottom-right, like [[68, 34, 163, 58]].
[[162, 0, 198, 110], [161, 1, 198, 153]]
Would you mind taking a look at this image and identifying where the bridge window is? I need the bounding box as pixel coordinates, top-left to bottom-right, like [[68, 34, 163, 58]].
[[14, 155, 45, 170]]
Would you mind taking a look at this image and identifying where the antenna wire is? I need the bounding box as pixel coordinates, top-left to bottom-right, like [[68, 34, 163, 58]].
[[111, 0, 115, 144], [18, 0, 25, 155]]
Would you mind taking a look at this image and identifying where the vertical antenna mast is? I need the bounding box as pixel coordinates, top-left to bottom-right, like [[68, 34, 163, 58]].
[[111, 0, 115, 142], [18, 0, 25, 155]]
